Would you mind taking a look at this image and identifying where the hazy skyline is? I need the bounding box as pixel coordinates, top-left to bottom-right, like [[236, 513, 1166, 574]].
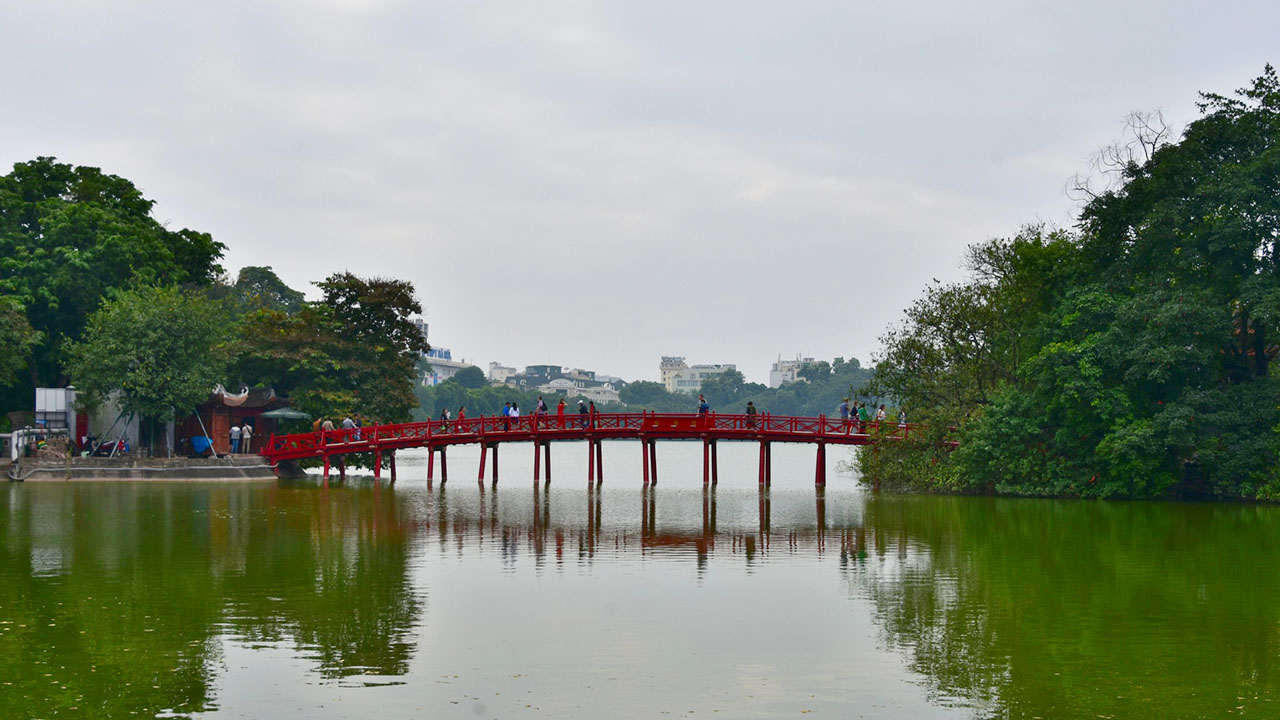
[[5, 1, 1277, 384]]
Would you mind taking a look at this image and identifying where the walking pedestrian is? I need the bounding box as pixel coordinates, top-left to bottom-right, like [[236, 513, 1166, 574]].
[[229, 422, 241, 454], [876, 404, 887, 423], [439, 407, 450, 432], [457, 406, 466, 428], [745, 400, 758, 428], [341, 415, 355, 442], [557, 398, 566, 428]]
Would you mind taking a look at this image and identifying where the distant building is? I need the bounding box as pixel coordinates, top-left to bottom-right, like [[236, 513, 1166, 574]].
[[488, 362, 518, 384], [410, 314, 479, 386], [493, 363, 625, 403], [770, 355, 816, 388], [421, 348, 479, 386], [660, 356, 736, 394]]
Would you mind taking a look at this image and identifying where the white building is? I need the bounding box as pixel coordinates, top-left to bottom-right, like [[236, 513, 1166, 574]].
[[659, 356, 736, 394], [488, 362, 518, 385], [769, 355, 816, 388], [421, 349, 479, 386]]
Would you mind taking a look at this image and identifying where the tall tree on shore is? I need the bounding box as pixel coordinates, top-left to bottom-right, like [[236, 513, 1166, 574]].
[[225, 273, 429, 423], [0, 157, 224, 404], [65, 286, 229, 445], [866, 67, 1280, 499]]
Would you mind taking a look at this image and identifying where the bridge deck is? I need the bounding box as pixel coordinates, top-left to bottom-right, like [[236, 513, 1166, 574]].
[[262, 412, 919, 464]]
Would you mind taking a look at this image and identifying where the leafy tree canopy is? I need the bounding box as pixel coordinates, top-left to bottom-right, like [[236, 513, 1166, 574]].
[[864, 67, 1280, 500], [0, 157, 224, 396], [65, 286, 229, 422]]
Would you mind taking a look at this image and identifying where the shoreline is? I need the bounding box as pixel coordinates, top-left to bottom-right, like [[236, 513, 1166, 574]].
[[7, 455, 277, 482]]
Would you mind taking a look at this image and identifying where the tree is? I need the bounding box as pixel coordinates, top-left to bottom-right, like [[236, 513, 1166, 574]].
[[450, 366, 487, 389], [65, 286, 228, 436], [226, 273, 430, 424], [0, 298, 41, 385], [867, 68, 1280, 499], [231, 266, 306, 315], [0, 157, 224, 403]]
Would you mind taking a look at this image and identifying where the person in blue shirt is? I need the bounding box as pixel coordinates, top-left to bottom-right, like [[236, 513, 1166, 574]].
[[698, 394, 710, 415]]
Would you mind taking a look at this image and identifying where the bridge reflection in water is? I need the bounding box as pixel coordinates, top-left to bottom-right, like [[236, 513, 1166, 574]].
[[417, 481, 873, 573], [264, 411, 930, 487]]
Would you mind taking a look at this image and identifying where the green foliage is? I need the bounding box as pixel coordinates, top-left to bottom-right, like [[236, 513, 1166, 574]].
[[867, 68, 1280, 499], [450, 365, 487, 389], [224, 266, 307, 316], [0, 157, 224, 398], [225, 273, 428, 424], [65, 286, 229, 421], [0, 298, 41, 385]]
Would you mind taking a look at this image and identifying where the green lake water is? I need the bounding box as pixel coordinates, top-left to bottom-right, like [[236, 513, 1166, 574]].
[[1, 442, 1276, 718]]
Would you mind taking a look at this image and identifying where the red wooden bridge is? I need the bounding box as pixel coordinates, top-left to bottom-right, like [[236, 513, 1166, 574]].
[[261, 412, 923, 486]]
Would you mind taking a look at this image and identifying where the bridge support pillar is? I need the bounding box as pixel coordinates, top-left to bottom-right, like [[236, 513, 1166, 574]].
[[588, 439, 595, 484], [374, 449, 382, 480], [440, 447, 448, 484], [478, 443, 487, 483], [544, 442, 552, 484], [649, 441, 658, 486], [427, 446, 434, 481], [758, 441, 771, 486], [711, 440, 718, 485], [338, 455, 346, 483], [702, 438, 710, 484], [815, 443, 826, 486], [389, 451, 397, 486], [595, 441, 603, 484], [534, 442, 541, 483], [492, 444, 499, 484], [323, 454, 330, 480], [641, 440, 650, 485]]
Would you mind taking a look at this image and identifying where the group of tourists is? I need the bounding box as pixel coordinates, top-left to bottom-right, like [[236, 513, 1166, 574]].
[[314, 415, 367, 442], [500, 396, 597, 429], [838, 398, 906, 432], [228, 421, 254, 453]]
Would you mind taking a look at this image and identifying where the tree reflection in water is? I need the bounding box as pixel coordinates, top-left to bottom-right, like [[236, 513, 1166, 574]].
[[851, 495, 1280, 718], [0, 482, 422, 718], [7, 480, 1277, 718]]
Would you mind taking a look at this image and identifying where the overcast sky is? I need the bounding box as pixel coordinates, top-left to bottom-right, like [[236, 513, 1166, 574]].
[[4, 1, 1277, 384]]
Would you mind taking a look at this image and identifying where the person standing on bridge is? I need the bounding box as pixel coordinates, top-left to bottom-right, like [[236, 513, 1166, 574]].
[[341, 415, 355, 442], [856, 402, 869, 433], [897, 408, 907, 428], [746, 401, 758, 428], [876, 404, 887, 425], [439, 407, 451, 432], [698, 394, 710, 415], [502, 402, 511, 431], [229, 422, 241, 454], [557, 398, 566, 428], [839, 398, 851, 433], [578, 399, 588, 428], [457, 406, 466, 427], [510, 402, 520, 426]]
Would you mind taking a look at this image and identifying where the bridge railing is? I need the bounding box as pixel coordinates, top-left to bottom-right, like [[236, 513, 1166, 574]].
[[262, 412, 928, 459]]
